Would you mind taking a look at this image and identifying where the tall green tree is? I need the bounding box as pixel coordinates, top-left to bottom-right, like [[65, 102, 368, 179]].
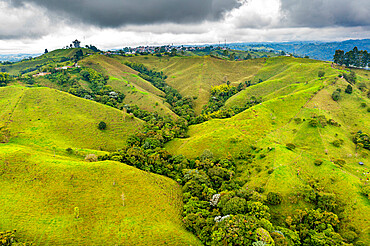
[[0, 72, 10, 87]]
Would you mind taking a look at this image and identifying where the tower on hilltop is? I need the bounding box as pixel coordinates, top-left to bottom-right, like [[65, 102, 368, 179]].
[[73, 39, 81, 48]]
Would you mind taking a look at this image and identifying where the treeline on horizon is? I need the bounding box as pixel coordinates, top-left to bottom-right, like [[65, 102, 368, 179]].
[[334, 47, 369, 68]]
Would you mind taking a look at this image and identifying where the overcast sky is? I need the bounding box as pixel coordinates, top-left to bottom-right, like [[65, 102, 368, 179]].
[[0, 0, 369, 54]]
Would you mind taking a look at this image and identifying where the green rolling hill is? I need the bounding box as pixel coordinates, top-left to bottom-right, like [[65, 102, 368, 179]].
[[121, 55, 266, 114], [0, 85, 201, 245], [79, 54, 178, 118], [1, 50, 369, 245]]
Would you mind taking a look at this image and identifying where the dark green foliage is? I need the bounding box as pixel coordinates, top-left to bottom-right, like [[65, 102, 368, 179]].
[[0, 72, 10, 87], [361, 102, 367, 108], [318, 71, 325, 78], [314, 159, 323, 166], [294, 118, 302, 124], [345, 84, 353, 94], [0, 229, 32, 246], [66, 147, 73, 154], [334, 159, 346, 167], [98, 121, 107, 130], [353, 131, 370, 150], [334, 47, 369, 68], [367, 108, 370, 113], [266, 192, 282, 205], [358, 83, 367, 92], [286, 143, 296, 150], [332, 91, 341, 101], [332, 139, 344, 147], [309, 118, 319, 127], [195, 83, 257, 123], [222, 197, 247, 215], [124, 61, 195, 120], [343, 71, 356, 84]]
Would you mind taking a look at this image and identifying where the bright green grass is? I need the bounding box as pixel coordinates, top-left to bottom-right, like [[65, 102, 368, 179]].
[[0, 143, 201, 245], [80, 55, 177, 118], [166, 58, 370, 242], [0, 86, 143, 152], [226, 56, 337, 109], [166, 86, 317, 158], [120, 55, 266, 114]]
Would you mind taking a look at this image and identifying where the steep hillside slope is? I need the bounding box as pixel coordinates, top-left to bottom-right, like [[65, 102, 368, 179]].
[[0, 85, 142, 151], [225, 57, 334, 108], [0, 144, 201, 246], [120, 55, 265, 114], [80, 55, 177, 118], [0, 85, 200, 245], [165, 59, 370, 242]]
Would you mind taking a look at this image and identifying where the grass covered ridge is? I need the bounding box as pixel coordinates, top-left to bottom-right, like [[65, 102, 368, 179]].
[[0, 143, 201, 245]]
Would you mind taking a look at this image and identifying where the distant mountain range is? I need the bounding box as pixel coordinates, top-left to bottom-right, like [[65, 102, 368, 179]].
[[0, 53, 40, 63], [225, 39, 370, 61]]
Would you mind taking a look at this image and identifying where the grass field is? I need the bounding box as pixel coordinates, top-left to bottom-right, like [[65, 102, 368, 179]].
[[0, 85, 143, 152], [80, 55, 177, 118], [0, 143, 201, 245], [119, 55, 266, 114], [0, 84, 200, 245]]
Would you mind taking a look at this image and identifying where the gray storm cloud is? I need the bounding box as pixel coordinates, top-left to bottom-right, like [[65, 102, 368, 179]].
[[280, 0, 370, 27], [9, 0, 242, 27]]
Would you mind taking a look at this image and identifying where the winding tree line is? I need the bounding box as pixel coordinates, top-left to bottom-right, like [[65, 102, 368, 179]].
[[193, 82, 261, 124], [124, 61, 195, 121], [334, 47, 369, 67]]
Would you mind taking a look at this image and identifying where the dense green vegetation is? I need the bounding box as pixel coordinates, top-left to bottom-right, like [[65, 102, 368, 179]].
[[334, 47, 369, 67]]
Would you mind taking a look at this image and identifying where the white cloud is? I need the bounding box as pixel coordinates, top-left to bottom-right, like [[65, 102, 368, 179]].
[[0, 1, 52, 39]]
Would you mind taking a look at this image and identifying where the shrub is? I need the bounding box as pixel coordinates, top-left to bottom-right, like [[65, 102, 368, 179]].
[[318, 71, 325, 78], [66, 147, 73, 154], [309, 118, 319, 127], [98, 121, 107, 130], [268, 169, 274, 174], [332, 91, 341, 101], [85, 154, 98, 162], [332, 139, 344, 147], [256, 187, 265, 193], [345, 84, 353, 94], [286, 143, 296, 150], [314, 159, 323, 166], [334, 159, 346, 167], [294, 118, 302, 124], [361, 102, 367, 108], [367, 108, 370, 113], [266, 192, 282, 205], [0, 72, 10, 87]]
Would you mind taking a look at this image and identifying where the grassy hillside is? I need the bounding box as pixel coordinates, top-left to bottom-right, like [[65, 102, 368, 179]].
[[165, 58, 370, 242], [225, 56, 333, 108], [79, 55, 177, 118], [0, 85, 142, 151], [0, 143, 201, 245], [0, 48, 94, 76], [119, 55, 265, 114], [0, 84, 200, 245]]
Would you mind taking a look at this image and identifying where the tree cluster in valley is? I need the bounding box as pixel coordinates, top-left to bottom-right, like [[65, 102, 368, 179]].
[[334, 47, 369, 68]]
